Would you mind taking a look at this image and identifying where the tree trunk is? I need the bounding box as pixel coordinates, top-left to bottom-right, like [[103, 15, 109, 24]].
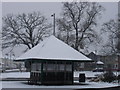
[[75, 28, 79, 51], [66, 30, 69, 44], [75, 23, 79, 51]]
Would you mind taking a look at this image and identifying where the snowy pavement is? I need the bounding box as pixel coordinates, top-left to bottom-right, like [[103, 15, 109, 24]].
[[1, 81, 119, 89]]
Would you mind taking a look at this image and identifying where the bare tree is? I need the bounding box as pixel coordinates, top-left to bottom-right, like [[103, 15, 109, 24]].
[[2, 12, 52, 51], [56, 17, 73, 44], [101, 19, 118, 55], [57, 2, 104, 51]]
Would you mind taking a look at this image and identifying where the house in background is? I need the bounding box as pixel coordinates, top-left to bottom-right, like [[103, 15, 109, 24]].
[[15, 35, 92, 85], [83, 52, 119, 71], [92, 61, 104, 72], [96, 61, 104, 68]]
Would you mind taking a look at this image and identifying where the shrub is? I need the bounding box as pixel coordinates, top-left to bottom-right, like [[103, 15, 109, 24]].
[[102, 71, 116, 83]]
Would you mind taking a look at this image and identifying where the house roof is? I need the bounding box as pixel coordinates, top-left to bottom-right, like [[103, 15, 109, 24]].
[[15, 35, 91, 61], [96, 61, 104, 65]]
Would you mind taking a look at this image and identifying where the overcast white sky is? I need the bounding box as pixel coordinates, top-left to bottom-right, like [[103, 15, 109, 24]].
[[2, 2, 118, 23], [1, 1, 118, 57], [2, 2, 62, 23]]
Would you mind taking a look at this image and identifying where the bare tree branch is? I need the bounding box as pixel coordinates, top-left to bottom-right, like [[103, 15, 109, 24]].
[[100, 19, 118, 55], [57, 2, 104, 51], [2, 12, 52, 51]]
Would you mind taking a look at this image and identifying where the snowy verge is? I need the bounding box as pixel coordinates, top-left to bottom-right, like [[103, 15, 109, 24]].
[[1, 72, 30, 79]]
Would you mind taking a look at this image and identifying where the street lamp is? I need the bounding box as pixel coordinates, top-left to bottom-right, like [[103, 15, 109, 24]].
[[51, 13, 55, 36]]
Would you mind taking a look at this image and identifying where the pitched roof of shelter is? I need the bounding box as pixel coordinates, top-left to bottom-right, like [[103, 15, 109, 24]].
[[16, 35, 91, 61]]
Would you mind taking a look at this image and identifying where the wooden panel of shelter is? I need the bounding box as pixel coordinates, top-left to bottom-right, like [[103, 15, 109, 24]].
[[27, 59, 42, 85], [26, 59, 92, 85], [28, 59, 74, 85]]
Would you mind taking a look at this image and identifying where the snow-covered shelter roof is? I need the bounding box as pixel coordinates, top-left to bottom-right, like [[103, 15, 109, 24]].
[[96, 61, 104, 65], [15, 35, 91, 61]]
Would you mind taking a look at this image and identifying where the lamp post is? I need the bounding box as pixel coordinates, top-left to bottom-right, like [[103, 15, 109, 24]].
[[51, 13, 55, 36]]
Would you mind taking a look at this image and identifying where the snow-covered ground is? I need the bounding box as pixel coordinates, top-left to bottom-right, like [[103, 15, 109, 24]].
[[74, 71, 104, 78], [1, 72, 30, 79], [1, 81, 119, 88], [1, 71, 119, 79], [74, 71, 120, 77], [1, 71, 103, 79], [0, 71, 120, 89]]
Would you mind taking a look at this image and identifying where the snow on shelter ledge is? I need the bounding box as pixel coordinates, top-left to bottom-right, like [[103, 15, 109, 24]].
[[15, 35, 92, 62]]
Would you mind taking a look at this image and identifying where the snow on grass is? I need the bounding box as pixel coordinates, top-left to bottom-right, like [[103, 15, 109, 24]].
[[74, 71, 120, 77], [5, 69, 20, 72], [1, 72, 30, 78], [74, 71, 104, 77], [1, 71, 119, 79], [1, 71, 102, 79]]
